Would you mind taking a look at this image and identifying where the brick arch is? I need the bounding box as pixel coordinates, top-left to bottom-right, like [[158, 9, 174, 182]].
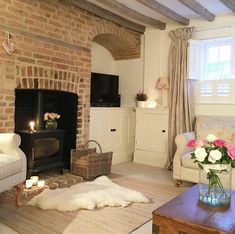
[[90, 25, 141, 60], [16, 65, 80, 94]]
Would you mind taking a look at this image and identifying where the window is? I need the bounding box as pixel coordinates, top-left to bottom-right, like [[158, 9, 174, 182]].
[[205, 42, 231, 80], [188, 37, 235, 103]]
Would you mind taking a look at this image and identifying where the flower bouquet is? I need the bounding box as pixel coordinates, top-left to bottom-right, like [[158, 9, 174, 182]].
[[44, 112, 60, 130], [44, 112, 60, 121], [187, 134, 235, 206]]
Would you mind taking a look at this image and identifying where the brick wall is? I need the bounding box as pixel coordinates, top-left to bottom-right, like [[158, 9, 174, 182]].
[[0, 0, 141, 147]]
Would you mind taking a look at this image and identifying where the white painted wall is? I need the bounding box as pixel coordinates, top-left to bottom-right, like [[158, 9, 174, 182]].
[[195, 104, 235, 116], [114, 58, 143, 107], [91, 41, 144, 107], [143, 29, 161, 102], [114, 36, 144, 107], [91, 29, 172, 108], [91, 14, 235, 114], [91, 42, 115, 74]]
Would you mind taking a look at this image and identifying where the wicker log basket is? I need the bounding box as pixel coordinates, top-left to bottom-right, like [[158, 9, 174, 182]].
[[70, 140, 113, 180]]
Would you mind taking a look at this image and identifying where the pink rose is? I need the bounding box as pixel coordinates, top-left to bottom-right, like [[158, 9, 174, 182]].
[[214, 139, 225, 147], [187, 139, 196, 148], [227, 144, 235, 159], [196, 139, 205, 147]]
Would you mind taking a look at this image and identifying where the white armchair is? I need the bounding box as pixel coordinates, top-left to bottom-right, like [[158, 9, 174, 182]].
[[0, 133, 27, 206], [173, 116, 235, 189]]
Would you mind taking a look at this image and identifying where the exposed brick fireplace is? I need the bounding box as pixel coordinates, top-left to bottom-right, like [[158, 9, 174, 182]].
[[14, 88, 78, 172], [0, 0, 141, 149]]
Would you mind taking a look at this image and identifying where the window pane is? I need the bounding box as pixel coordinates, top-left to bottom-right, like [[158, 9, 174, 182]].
[[205, 43, 231, 80], [219, 45, 231, 61], [208, 47, 218, 63]]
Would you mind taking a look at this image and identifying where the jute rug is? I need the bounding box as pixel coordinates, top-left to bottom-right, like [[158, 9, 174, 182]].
[[0, 174, 187, 234]]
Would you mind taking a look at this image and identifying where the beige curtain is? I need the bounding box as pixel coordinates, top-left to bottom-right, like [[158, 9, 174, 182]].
[[166, 27, 195, 170]]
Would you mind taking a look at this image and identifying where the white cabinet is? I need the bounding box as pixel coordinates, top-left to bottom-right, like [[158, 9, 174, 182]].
[[133, 108, 169, 168], [89, 107, 135, 164]]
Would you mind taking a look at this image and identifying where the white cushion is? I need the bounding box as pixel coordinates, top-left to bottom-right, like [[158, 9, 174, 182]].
[[0, 154, 21, 180], [181, 152, 198, 169]]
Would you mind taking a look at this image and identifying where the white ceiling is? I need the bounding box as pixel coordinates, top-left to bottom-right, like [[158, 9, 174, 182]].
[[90, 0, 232, 27]]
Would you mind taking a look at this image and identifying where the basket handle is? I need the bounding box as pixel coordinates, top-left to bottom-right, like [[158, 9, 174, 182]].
[[83, 140, 102, 154]]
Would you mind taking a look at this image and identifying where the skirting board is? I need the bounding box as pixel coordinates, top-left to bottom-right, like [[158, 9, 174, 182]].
[[133, 150, 167, 168], [112, 150, 133, 164]]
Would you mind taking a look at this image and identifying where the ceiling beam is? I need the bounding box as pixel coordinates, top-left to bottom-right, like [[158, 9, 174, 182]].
[[178, 0, 215, 21], [218, 0, 235, 13], [94, 0, 166, 30], [64, 0, 145, 34], [136, 0, 189, 25]]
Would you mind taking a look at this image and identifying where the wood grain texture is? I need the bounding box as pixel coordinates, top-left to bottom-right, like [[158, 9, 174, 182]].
[[219, 0, 235, 13], [94, 0, 166, 30], [136, 0, 189, 25], [153, 185, 235, 234], [65, 0, 145, 33], [178, 0, 215, 22]]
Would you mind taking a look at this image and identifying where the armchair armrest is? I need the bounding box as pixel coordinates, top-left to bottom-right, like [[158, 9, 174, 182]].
[[173, 132, 195, 179], [0, 133, 24, 158], [0, 133, 26, 181]]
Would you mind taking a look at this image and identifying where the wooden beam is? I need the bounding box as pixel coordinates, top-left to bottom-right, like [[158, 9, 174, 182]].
[[136, 0, 189, 25], [178, 0, 215, 22], [218, 0, 235, 13], [94, 0, 166, 30], [64, 0, 145, 33]]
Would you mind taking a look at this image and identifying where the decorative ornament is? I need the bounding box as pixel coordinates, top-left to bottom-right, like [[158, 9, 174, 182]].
[[2, 32, 15, 55]]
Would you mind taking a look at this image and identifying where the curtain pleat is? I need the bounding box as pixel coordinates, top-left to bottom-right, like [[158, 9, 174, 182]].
[[166, 27, 195, 170]]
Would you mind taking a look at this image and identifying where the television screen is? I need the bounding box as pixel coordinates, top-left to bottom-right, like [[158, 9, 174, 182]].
[[90, 72, 120, 107]]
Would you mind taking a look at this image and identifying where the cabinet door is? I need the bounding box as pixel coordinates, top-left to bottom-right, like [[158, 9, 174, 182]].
[[114, 111, 135, 152], [108, 113, 121, 151], [89, 111, 110, 152], [135, 113, 167, 152], [89, 108, 135, 164]]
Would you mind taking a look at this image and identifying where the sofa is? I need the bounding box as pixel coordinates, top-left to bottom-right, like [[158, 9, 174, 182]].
[[0, 133, 27, 206], [173, 115, 235, 189]]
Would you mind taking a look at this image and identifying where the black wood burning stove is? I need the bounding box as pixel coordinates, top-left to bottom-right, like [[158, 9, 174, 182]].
[[15, 89, 78, 176], [16, 130, 65, 177]]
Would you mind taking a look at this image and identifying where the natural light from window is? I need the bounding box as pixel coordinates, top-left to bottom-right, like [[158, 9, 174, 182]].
[[205, 44, 231, 80], [188, 37, 235, 103]]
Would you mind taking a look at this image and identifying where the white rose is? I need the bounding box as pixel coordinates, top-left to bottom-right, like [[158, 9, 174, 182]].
[[194, 147, 207, 162], [208, 150, 222, 163], [206, 134, 217, 142]]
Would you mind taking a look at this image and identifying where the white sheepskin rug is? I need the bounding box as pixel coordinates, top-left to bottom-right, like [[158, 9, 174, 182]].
[[27, 176, 149, 211]]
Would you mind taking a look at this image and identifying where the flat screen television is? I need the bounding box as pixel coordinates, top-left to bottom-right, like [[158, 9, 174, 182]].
[[90, 72, 120, 107]]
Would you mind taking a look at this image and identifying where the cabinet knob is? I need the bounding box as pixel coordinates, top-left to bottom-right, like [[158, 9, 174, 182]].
[[162, 130, 166, 133], [110, 129, 116, 132]]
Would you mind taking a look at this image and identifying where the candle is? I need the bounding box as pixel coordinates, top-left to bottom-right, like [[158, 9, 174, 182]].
[[29, 121, 36, 132], [37, 180, 45, 188], [30, 176, 39, 185], [25, 179, 33, 189]]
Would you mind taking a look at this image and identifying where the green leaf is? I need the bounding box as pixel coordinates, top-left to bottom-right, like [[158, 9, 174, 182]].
[[221, 159, 228, 164], [231, 160, 235, 168], [198, 163, 203, 169]]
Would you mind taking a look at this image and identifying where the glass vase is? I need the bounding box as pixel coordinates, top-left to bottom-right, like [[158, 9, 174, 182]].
[[199, 164, 231, 206], [45, 119, 57, 130]]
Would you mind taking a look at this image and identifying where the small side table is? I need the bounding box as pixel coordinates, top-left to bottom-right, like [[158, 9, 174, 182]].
[[152, 185, 235, 234]]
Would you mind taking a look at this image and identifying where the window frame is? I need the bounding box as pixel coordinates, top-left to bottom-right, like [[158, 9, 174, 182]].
[[188, 37, 235, 104], [203, 38, 232, 80]]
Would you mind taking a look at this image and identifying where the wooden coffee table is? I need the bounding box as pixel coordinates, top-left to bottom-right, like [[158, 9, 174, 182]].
[[152, 185, 235, 234]]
